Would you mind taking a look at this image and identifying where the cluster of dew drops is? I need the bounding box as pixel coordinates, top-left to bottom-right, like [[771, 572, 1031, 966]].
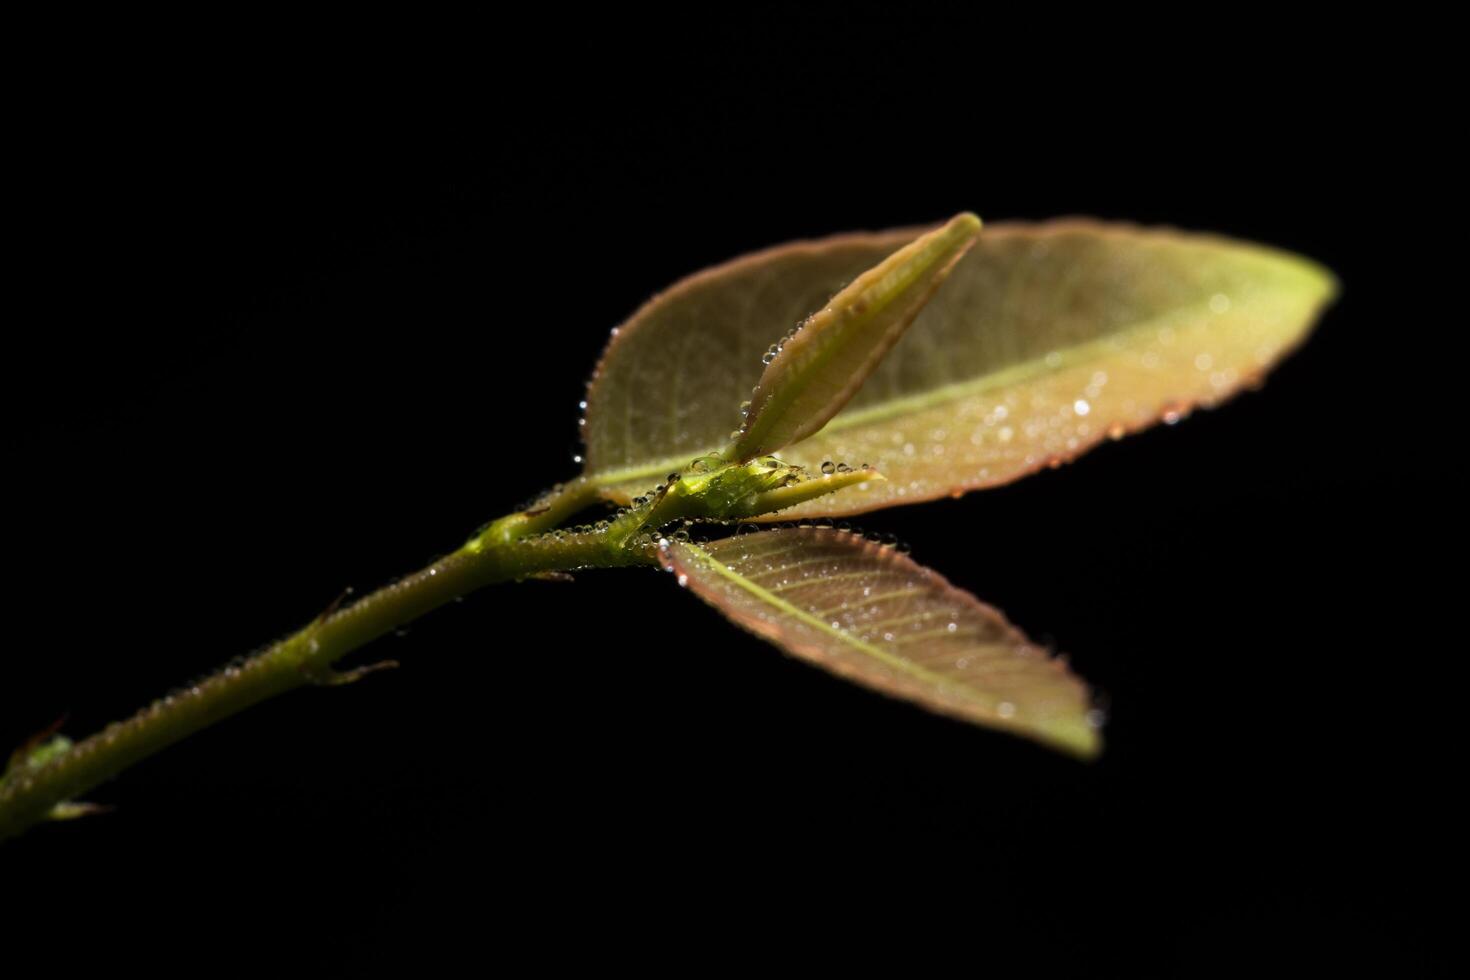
[[727, 321, 809, 440], [511, 451, 877, 566], [533, 310, 879, 568]]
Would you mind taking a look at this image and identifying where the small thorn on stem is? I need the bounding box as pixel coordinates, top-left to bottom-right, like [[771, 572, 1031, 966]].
[[49, 800, 114, 822], [310, 660, 401, 687], [315, 587, 354, 626]]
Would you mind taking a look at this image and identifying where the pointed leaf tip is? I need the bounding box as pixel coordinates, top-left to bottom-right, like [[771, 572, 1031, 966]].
[[729, 212, 982, 462]]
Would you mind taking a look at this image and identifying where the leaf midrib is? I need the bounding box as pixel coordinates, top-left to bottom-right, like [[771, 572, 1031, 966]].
[[678, 540, 993, 707], [588, 290, 1255, 490]]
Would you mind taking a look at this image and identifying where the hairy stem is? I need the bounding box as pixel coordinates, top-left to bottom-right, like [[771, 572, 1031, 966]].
[[0, 478, 653, 842]]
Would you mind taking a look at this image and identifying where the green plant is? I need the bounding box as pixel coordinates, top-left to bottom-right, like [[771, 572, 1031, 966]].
[[0, 213, 1336, 841]]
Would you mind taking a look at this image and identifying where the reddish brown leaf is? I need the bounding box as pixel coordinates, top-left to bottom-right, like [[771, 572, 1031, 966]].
[[662, 527, 1099, 756]]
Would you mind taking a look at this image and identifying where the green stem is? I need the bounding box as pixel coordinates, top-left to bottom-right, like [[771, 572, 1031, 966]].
[[0, 478, 654, 843]]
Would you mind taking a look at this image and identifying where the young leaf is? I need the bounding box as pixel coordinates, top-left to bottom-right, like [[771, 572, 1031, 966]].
[[581, 221, 1336, 516], [661, 527, 1099, 757], [605, 456, 880, 534], [728, 212, 981, 461]]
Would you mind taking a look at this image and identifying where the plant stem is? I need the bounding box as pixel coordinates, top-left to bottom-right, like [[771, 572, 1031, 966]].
[[0, 478, 654, 843]]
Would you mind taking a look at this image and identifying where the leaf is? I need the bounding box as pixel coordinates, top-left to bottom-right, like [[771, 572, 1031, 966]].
[[661, 527, 1099, 756], [581, 220, 1337, 515], [729, 212, 980, 461]]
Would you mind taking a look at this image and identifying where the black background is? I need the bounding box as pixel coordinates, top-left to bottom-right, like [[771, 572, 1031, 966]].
[[4, 17, 1457, 973]]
